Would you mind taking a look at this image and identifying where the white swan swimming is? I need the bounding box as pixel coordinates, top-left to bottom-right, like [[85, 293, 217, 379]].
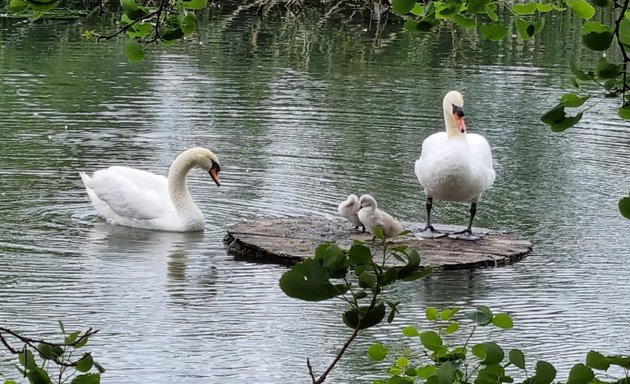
[[357, 194, 403, 238], [80, 147, 221, 232], [337, 194, 364, 232], [414, 90, 495, 238]]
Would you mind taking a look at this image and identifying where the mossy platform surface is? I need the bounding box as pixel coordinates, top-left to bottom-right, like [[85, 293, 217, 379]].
[[223, 217, 532, 269]]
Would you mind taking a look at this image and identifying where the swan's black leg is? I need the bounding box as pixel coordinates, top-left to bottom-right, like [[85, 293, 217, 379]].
[[422, 197, 436, 232], [452, 202, 477, 236]]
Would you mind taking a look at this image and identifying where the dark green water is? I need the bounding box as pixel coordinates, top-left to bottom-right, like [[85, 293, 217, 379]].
[[1, 8, 629, 383]]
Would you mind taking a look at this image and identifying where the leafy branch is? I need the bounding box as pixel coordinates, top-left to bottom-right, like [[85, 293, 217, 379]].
[[0, 323, 103, 384], [370, 306, 630, 384], [279, 227, 432, 383]]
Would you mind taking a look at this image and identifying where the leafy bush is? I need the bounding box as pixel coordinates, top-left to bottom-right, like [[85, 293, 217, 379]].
[[279, 229, 432, 383], [369, 306, 630, 384], [0, 322, 103, 384]]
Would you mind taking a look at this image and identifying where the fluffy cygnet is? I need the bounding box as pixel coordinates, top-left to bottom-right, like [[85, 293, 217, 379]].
[[357, 194, 403, 238], [337, 194, 365, 232]]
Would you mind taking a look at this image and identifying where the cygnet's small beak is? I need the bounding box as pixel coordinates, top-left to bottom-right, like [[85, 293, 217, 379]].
[[209, 168, 221, 187]]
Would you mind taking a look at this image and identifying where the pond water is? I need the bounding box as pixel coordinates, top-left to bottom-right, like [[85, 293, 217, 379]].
[[1, 7, 629, 383]]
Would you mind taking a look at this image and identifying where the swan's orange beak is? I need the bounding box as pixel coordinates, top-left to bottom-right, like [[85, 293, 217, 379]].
[[455, 113, 466, 134], [209, 168, 221, 187]]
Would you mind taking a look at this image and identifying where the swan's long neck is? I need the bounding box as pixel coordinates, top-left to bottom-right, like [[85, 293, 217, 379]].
[[168, 154, 199, 213]]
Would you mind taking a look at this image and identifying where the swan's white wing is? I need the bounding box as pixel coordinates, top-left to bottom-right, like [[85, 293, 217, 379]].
[[415, 132, 448, 183], [467, 133, 496, 187], [467, 133, 493, 168], [88, 168, 172, 220]]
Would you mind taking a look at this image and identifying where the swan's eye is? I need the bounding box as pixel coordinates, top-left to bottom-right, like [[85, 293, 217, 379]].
[[211, 161, 221, 172], [452, 104, 465, 117]]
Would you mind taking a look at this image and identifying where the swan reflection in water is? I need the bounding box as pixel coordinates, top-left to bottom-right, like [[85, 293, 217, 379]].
[[82, 223, 219, 308]]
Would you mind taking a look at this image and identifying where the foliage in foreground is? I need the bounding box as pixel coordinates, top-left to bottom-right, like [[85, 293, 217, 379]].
[[369, 306, 630, 384], [0, 322, 103, 384], [279, 228, 432, 384]]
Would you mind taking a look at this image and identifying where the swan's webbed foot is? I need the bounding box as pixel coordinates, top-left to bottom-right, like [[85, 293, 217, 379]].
[[448, 228, 480, 241], [415, 225, 447, 239]]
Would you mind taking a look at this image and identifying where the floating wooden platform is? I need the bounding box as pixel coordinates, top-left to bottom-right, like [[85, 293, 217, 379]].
[[223, 217, 532, 270]]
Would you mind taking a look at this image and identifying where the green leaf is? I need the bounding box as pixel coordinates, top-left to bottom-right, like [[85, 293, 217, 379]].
[[417, 365, 438, 379], [440, 307, 459, 320], [93, 362, 106, 374], [279, 259, 345, 301], [567, 363, 594, 384], [581, 21, 613, 51], [437, 361, 457, 384], [419, 331, 443, 351], [368, 343, 388, 361], [37, 343, 63, 360], [492, 313, 513, 329], [537, 2, 555, 12], [182, 0, 207, 10], [8, 0, 28, 11], [465, 306, 493, 325], [410, 3, 425, 15], [27, 0, 59, 12], [472, 342, 505, 364], [619, 195, 630, 219], [19, 349, 37, 370], [120, 0, 139, 11], [76, 354, 94, 373], [26, 367, 51, 384], [479, 23, 508, 41], [541, 103, 582, 131], [182, 13, 197, 35], [397, 357, 410, 368], [393, 0, 417, 14], [436, 2, 459, 18], [586, 350, 610, 370], [515, 18, 536, 40], [567, 0, 596, 19], [402, 325, 419, 337], [314, 243, 347, 275], [509, 349, 526, 369], [532, 361, 557, 384], [64, 331, 80, 345], [450, 13, 477, 29], [595, 57, 622, 79], [560, 93, 589, 107], [569, 61, 594, 80], [426, 307, 439, 320], [608, 355, 630, 368], [401, 267, 432, 281], [124, 40, 144, 63], [619, 106, 630, 120], [445, 322, 460, 334], [161, 28, 185, 41], [348, 243, 372, 265], [342, 303, 386, 329], [541, 104, 567, 124], [513, 3, 537, 14], [550, 112, 583, 132], [358, 271, 378, 290], [71, 373, 100, 384], [468, 0, 491, 13], [620, 19, 630, 47], [486, 3, 499, 21]]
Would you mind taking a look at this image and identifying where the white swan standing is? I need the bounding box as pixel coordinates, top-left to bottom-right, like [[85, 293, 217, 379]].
[[80, 147, 221, 232], [357, 194, 403, 238], [337, 194, 365, 232], [414, 91, 495, 238]]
